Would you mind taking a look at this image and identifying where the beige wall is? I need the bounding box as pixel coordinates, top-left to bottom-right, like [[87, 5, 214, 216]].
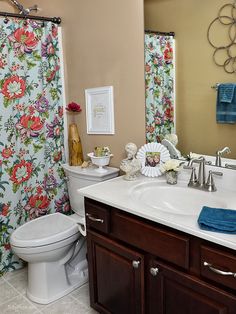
[[145, 0, 236, 157], [0, 0, 16, 11], [18, 0, 146, 167]]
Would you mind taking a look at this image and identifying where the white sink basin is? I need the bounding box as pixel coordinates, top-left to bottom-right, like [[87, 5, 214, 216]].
[[131, 181, 230, 215]]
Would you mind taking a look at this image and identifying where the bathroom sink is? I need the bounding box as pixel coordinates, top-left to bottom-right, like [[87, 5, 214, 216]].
[[131, 181, 231, 216]]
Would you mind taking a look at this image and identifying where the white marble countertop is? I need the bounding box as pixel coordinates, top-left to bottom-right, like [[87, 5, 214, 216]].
[[78, 167, 236, 252]]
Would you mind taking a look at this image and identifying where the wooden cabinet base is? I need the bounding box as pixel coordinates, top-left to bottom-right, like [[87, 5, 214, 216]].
[[85, 198, 236, 314], [87, 230, 145, 314], [147, 259, 236, 314]]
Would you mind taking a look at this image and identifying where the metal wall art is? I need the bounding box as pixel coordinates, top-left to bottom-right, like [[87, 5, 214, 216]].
[[207, 1, 236, 73]]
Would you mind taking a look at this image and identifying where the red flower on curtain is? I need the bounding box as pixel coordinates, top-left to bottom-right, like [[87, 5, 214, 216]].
[[8, 28, 38, 54], [29, 195, 50, 210], [2, 204, 10, 217], [10, 160, 33, 184], [164, 107, 174, 121], [4, 244, 11, 250], [164, 47, 173, 63], [16, 115, 44, 137], [1, 75, 26, 99], [25, 194, 50, 218], [2, 147, 14, 159]]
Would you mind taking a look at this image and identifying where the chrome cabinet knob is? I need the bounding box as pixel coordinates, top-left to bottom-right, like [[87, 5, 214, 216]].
[[150, 267, 159, 276], [132, 260, 140, 269]]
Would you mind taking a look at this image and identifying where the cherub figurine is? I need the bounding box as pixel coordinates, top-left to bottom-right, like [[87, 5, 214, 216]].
[[120, 143, 141, 180]]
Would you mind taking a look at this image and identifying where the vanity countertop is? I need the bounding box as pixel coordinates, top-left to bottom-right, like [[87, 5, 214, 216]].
[[78, 170, 236, 251]]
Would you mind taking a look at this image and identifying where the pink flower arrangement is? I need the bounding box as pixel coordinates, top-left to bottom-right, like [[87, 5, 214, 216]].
[[66, 102, 82, 112]]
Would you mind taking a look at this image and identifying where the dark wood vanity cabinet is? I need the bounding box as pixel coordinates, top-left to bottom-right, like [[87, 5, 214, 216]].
[[87, 231, 145, 314], [85, 198, 236, 314], [147, 258, 236, 314]]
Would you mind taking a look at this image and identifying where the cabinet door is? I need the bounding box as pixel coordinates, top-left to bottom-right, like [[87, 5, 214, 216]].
[[147, 259, 236, 314], [87, 230, 145, 314]]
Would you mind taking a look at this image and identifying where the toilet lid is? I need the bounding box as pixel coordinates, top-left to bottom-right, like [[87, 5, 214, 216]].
[[10, 213, 79, 248]]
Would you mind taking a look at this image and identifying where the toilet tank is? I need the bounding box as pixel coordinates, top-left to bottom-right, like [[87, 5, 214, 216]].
[[62, 164, 119, 217]]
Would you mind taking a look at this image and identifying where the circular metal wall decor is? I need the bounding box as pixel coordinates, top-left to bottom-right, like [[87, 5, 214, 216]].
[[207, 1, 236, 73]]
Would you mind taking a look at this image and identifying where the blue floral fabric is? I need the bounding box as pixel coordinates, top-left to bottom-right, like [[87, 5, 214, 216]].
[[0, 18, 70, 274], [145, 33, 175, 143]]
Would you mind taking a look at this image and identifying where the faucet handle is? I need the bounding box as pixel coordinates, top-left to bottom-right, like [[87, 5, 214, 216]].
[[205, 170, 223, 192], [225, 163, 236, 170], [183, 165, 193, 170], [215, 147, 231, 166], [183, 166, 198, 187]]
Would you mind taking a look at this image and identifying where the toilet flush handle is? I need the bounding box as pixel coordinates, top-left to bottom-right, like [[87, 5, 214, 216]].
[[86, 213, 104, 224]]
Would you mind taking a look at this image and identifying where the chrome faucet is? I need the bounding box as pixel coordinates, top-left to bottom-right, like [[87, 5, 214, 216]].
[[215, 147, 231, 167], [184, 157, 206, 188], [184, 157, 223, 191]]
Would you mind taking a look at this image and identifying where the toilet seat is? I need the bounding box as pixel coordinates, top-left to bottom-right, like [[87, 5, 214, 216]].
[[10, 213, 79, 248]]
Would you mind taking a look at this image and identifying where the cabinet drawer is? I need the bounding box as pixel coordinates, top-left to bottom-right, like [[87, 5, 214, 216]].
[[111, 210, 189, 269], [200, 245, 236, 291], [85, 199, 110, 234]]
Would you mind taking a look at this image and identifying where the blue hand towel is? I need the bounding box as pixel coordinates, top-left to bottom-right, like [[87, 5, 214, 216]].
[[219, 83, 235, 103], [216, 83, 236, 124], [198, 206, 236, 234]]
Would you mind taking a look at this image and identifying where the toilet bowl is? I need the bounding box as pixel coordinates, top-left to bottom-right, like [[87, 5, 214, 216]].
[[10, 213, 87, 304], [10, 164, 119, 304]]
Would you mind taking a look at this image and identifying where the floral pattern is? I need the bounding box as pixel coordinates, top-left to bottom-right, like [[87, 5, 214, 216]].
[[0, 18, 70, 275], [145, 33, 175, 143]]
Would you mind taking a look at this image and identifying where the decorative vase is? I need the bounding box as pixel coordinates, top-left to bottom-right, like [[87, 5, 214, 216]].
[[68, 123, 83, 166], [166, 170, 178, 185]]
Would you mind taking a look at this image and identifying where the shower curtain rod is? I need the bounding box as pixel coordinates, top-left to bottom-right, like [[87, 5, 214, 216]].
[[145, 30, 175, 37], [0, 11, 61, 24]]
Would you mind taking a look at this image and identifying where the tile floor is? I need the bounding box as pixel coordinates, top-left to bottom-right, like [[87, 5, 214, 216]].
[[0, 267, 98, 314]]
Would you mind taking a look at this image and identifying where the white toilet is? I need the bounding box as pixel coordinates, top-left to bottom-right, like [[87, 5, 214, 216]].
[[10, 164, 119, 304]]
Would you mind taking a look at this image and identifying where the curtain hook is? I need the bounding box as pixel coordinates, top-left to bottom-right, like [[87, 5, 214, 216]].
[[4, 14, 9, 24], [23, 16, 28, 26]]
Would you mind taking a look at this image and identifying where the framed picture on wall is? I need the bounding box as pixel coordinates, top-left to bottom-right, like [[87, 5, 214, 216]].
[[85, 86, 115, 134]]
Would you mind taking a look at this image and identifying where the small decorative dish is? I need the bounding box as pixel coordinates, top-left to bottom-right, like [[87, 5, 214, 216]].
[[87, 153, 113, 173], [137, 143, 170, 177]]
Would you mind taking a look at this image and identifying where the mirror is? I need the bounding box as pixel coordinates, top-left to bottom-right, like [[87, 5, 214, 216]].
[[144, 0, 236, 163]]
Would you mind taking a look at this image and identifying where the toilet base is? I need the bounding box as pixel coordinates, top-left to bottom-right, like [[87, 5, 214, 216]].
[[27, 259, 88, 304]]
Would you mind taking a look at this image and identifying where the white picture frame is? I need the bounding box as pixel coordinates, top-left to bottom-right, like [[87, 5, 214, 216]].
[[85, 86, 115, 134], [137, 143, 170, 177]]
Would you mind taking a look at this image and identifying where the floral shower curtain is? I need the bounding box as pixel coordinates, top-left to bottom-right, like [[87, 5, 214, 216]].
[[0, 17, 70, 274], [145, 32, 175, 143]]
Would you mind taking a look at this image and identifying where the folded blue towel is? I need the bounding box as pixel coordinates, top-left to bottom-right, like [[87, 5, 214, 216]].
[[198, 206, 236, 233], [219, 83, 235, 103], [216, 83, 236, 124]]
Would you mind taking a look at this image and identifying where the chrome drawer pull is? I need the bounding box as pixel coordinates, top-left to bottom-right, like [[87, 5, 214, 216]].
[[203, 262, 236, 278], [86, 213, 104, 224], [132, 260, 140, 269], [150, 267, 159, 276]]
